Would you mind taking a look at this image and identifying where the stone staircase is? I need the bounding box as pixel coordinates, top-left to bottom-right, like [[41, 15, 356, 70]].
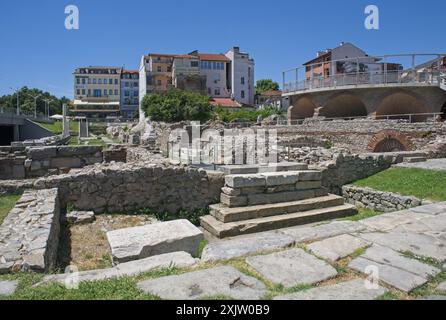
[[200, 163, 358, 239]]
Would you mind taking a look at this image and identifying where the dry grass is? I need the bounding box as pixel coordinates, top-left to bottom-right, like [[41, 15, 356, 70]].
[[63, 214, 158, 271]]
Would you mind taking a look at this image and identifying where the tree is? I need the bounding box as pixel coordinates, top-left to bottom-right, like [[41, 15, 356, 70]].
[[255, 79, 280, 95], [0, 87, 67, 116], [141, 89, 213, 123]]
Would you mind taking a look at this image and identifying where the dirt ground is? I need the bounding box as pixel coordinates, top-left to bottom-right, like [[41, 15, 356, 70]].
[[58, 214, 158, 271]]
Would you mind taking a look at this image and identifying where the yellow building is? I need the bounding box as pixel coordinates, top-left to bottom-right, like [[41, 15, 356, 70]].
[[73, 66, 122, 118]]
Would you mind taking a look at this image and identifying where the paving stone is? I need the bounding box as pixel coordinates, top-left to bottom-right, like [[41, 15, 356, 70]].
[[106, 219, 204, 263], [274, 279, 387, 300], [137, 266, 267, 300], [358, 245, 440, 278], [359, 211, 423, 232], [0, 280, 18, 296], [391, 214, 446, 233], [246, 248, 337, 288], [409, 202, 446, 216], [66, 211, 95, 225], [201, 231, 295, 262], [308, 234, 370, 261], [357, 230, 446, 261], [347, 245, 438, 294], [38, 252, 197, 285], [225, 174, 266, 188], [436, 281, 446, 292], [281, 220, 367, 243]]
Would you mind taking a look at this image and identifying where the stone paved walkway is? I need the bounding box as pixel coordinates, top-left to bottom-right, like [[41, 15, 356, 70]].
[[395, 158, 446, 171], [141, 202, 446, 300]]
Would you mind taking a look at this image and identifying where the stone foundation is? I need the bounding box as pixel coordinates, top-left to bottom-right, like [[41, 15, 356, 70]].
[[0, 189, 60, 273], [342, 185, 422, 212]]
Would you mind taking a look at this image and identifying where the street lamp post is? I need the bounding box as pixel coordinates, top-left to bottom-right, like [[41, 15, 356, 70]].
[[43, 98, 55, 119], [9, 87, 20, 115], [26, 93, 42, 118]]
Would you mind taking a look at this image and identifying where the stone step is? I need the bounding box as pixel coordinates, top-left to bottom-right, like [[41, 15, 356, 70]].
[[221, 188, 328, 207], [211, 194, 345, 223], [403, 156, 427, 163], [217, 162, 308, 175], [200, 204, 358, 239]]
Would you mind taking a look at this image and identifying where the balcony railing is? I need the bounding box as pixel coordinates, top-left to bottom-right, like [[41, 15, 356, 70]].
[[283, 53, 446, 94]]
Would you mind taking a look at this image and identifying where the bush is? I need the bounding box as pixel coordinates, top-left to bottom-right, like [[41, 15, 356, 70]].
[[141, 90, 213, 123], [214, 105, 283, 123]]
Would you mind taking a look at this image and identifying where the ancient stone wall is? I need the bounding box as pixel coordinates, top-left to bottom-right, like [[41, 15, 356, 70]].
[[342, 185, 421, 212], [318, 153, 396, 194], [0, 146, 104, 180], [32, 163, 225, 214], [0, 189, 60, 273]]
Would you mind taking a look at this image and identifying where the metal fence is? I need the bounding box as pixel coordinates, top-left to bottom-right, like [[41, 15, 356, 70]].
[[283, 53, 446, 94]]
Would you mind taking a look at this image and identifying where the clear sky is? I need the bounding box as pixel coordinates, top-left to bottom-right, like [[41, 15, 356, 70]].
[[0, 0, 445, 98]]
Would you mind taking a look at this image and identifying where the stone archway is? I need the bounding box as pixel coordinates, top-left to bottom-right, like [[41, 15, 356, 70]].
[[319, 94, 368, 119], [375, 92, 428, 122], [288, 96, 316, 122], [368, 130, 413, 153]]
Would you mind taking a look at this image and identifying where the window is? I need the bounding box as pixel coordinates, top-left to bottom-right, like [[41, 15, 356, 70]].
[[214, 88, 220, 96], [109, 89, 113, 96], [104, 89, 107, 96], [125, 82, 129, 87], [115, 79, 118, 85], [241, 77, 245, 85], [76, 89, 80, 95], [241, 90, 245, 99], [157, 80, 162, 86], [115, 89, 119, 95], [82, 89, 85, 95], [88, 89, 91, 96], [76, 78, 80, 84], [98, 79, 103, 84], [167, 66, 172, 72], [93, 79, 97, 84], [157, 66, 162, 72], [213, 62, 217, 70], [125, 91, 130, 97], [109, 79, 113, 85], [81, 78, 86, 85], [208, 88, 211, 95], [134, 82, 138, 87], [134, 91, 138, 97], [191, 61, 199, 67], [88, 78, 91, 84]]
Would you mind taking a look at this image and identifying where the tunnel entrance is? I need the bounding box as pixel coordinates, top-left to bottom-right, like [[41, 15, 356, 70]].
[[0, 126, 14, 146], [367, 130, 413, 153]]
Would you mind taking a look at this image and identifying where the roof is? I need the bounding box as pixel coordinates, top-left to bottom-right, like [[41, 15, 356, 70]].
[[122, 70, 139, 74], [210, 98, 242, 108], [260, 90, 282, 97], [196, 53, 230, 62], [303, 42, 367, 66]]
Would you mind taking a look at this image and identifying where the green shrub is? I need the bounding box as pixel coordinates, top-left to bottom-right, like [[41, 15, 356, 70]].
[[141, 90, 213, 123]]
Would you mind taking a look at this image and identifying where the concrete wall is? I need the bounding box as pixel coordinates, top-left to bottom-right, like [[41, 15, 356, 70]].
[[226, 48, 255, 105]]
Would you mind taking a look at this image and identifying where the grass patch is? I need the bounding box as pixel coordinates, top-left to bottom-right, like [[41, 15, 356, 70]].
[[354, 168, 446, 201], [0, 194, 21, 224], [342, 208, 382, 222], [38, 121, 78, 135], [198, 240, 208, 258]]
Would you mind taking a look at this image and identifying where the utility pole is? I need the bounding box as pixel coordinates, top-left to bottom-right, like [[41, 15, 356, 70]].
[[43, 98, 55, 119]]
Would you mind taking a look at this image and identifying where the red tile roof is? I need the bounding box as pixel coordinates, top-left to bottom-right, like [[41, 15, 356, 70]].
[[210, 98, 242, 108], [122, 70, 139, 74], [197, 53, 230, 62], [260, 90, 282, 97]]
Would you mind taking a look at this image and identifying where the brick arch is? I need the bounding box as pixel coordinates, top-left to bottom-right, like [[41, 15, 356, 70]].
[[319, 93, 368, 119], [288, 96, 316, 121], [375, 91, 428, 122], [368, 130, 413, 153]]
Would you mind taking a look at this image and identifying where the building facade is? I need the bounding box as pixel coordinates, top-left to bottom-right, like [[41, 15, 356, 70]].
[[73, 67, 122, 118], [120, 70, 139, 118], [139, 47, 255, 108]]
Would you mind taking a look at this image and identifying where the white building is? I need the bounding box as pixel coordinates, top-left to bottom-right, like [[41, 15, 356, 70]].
[[225, 47, 255, 105]]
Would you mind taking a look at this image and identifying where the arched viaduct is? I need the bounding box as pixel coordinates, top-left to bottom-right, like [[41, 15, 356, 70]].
[[286, 86, 446, 123]]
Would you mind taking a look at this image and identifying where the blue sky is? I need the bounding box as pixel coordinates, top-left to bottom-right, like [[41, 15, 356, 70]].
[[0, 0, 445, 98]]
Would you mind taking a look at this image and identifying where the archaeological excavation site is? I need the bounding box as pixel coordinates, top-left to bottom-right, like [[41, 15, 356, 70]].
[[1, 116, 446, 301]]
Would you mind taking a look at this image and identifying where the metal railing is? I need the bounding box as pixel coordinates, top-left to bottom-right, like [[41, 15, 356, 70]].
[[283, 53, 446, 94], [0, 106, 51, 121]]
